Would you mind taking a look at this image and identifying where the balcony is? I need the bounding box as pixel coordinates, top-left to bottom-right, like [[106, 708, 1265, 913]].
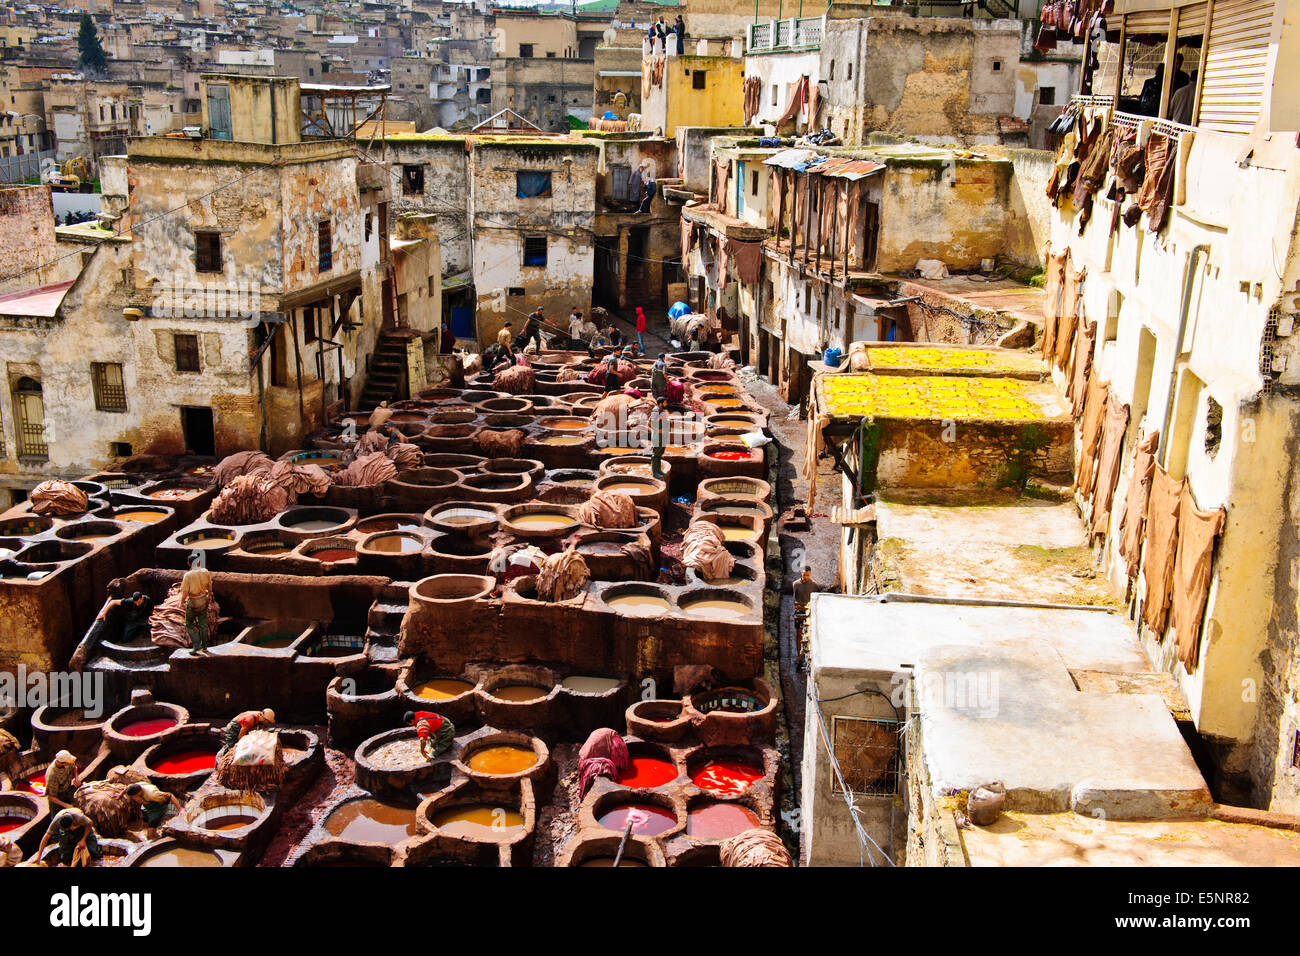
[[746, 16, 824, 54]]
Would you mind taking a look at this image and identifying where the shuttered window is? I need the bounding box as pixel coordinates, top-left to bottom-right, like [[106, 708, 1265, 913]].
[[1124, 9, 1172, 40], [1177, 1, 1209, 37], [1200, 0, 1275, 134]]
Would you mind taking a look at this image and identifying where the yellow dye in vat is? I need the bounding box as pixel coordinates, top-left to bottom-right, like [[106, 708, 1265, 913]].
[[864, 345, 1040, 373], [709, 398, 744, 408], [541, 435, 585, 446], [491, 684, 549, 702], [604, 446, 644, 454], [547, 420, 589, 431], [602, 480, 653, 494], [821, 373, 1048, 420], [681, 597, 750, 619], [115, 510, 167, 523], [606, 593, 669, 614], [412, 678, 474, 700], [466, 745, 537, 775], [429, 804, 524, 836], [720, 526, 757, 541], [510, 512, 573, 530], [562, 676, 622, 694]]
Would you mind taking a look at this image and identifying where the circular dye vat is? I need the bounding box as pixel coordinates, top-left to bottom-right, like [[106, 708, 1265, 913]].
[[16, 773, 45, 795], [597, 803, 676, 836], [118, 717, 178, 737], [290, 519, 344, 532], [150, 748, 217, 775], [436, 509, 495, 527], [0, 814, 29, 833], [686, 802, 761, 840], [466, 745, 537, 775], [616, 756, 677, 789], [366, 533, 423, 554], [561, 676, 622, 694], [203, 813, 258, 832], [149, 488, 197, 500], [323, 799, 420, 844], [181, 532, 235, 549], [601, 480, 654, 494], [709, 505, 766, 518], [366, 739, 429, 771], [412, 678, 475, 701], [606, 593, 670, 615], [691, 760, 764, 796], [603, 445, 645, 454], [719, 526, 758, 542], [680, 596, 750, 619], [114, 510, 168, 523], [310, 548, 357, 563], [509, 512, 573, 531], [490, 684, 549, 702], [245, 542, 290, 555], [541, 435, 585, 446], [429, 804, 524, 837], [138, 846, 224, 867], [707, 449, 752, 460], [578, 856, 650, 867], [547, 419, 589, 431], [709, 398, 745, 409]]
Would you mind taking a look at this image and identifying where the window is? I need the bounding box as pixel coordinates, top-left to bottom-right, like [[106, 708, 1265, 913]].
[[508, 286, 526, 297], [174, 333, 201, 373], [516, 171, 552, 198], [402, 164, 424, 195], [830, 714, 900, 796], [1039, 86, 1056, 106], [364, 213, 372, 241], [523, 235, 547, 268], [847, 61, 853, 81], [692, 70, 707, 90], [1204, 397, 1223, 459], [546, 51, 556, 58], [12, 377, 46, 458], [91, 362, 127, 411], [771, 84, 778, 105], [303, 307, 318, 344], [194, 231, 222, 273], [318, 220, 332, 272], [751, 173, 758, 196], [992, 59, 1002, 72], [519, 43, 533, 57], [829, 60, 835, 81], [609, 163, 631, 200], [111, 441, 132, 457]]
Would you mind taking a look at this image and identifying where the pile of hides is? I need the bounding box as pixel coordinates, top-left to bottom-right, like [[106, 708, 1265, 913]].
[[669, 313, 711, 343], [334, 451, 397, 487], [674, 665, 717, 697], [535, 548, 589, 602], [665, 379, 686, 405], [586, 359, 637, 387], [73, 780, 133, 837], [591, 391, 634, 422], [386, 442, 422, 470], [707, 352, 735, 371], [489, 543, 546, 582], [149, 583, 220, 649], [682, 521, 735, 580], [216, 728, 284, 792], [719, 829, 792, 867], [477, 428, 525, 458], [622, 539, 655, 579], [845, 341, 870, 371], [209, 473, 290, 525], [104, 765, 148, 787], [493, 363, 536, 394], [213, 451, 274, 487], [268, 459, 331, 499], [577, 728, 630, 798], [577, 490, 636, 529], [556, 366, 581, 383], [355, 429, 390, 456], [30, 480, 88, 516]]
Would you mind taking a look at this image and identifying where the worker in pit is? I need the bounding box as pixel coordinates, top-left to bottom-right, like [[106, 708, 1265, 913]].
[[43, 750, 80, 808], [181, 551, 213, 654], [124, 781, 184, 840], [649, 397, 671, 480], [37, 806, 103, 867], [404, 710, 456, 761], [219, 708, 276, 754]]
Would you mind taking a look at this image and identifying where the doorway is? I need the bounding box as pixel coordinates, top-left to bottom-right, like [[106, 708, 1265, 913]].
[[180, 406, 215, 457]]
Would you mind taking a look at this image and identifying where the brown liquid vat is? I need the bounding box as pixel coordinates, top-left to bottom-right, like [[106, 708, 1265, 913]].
[[424, 501, 501, 536], [415, 778, 536, 867]]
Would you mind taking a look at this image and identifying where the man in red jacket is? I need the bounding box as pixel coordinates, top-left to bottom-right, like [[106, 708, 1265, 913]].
[[405, 710, 456, 760], [635, 306, 646, 352]]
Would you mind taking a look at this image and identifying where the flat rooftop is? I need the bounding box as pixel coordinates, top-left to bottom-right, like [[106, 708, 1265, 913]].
[[858, 343, 1046, 379], [818, 372, 1068, 422], [873, 490, 1120, 607]]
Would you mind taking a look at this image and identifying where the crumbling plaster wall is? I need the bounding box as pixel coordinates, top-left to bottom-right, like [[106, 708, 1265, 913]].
[[0, 186, 60, 295], [383, 139, 472, 278]]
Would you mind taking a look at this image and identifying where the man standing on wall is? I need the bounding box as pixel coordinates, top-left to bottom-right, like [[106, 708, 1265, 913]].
[[181, 551, 213, 655]]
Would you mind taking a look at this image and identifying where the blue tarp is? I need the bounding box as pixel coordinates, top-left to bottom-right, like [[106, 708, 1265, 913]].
[[667, 301, 691, 319]]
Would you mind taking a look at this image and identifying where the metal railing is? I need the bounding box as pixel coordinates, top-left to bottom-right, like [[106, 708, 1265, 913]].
[[747, 15, 826, 52]]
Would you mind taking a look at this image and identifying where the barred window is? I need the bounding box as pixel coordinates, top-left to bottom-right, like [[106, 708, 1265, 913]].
[[523, 235, 547, 268], [91, 362, 127, 411], [318, 220, 333, 272], [12, 377, 47, 459], [830, 714, 901, 796], [174, 333, 201, 373]]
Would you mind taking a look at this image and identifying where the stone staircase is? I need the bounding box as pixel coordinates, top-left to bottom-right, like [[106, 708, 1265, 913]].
[[359, 330, 411, 411]]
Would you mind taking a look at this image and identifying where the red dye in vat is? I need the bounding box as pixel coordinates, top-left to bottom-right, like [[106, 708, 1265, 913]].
[[708, 450, 752, 461], [118, 717, 177, 738], [597, 803, 677, 836], [311, 548, 357, 563], [16, 774, 45, 795], [691, 760, 763, 796], [615, 756, 677, 788], [151, 748, 217, 775], [686, 802, 761, 840], [0, 815, 29, 833]]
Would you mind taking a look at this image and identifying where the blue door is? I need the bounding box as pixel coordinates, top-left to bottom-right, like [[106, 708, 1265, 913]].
[[736, 161, 745, 216]]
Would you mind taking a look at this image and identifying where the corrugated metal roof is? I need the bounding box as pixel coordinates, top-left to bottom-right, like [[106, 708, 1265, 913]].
[[763, 150, 884, 179], [763, 148, 818, 168], [813, 158, 885, 180]]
